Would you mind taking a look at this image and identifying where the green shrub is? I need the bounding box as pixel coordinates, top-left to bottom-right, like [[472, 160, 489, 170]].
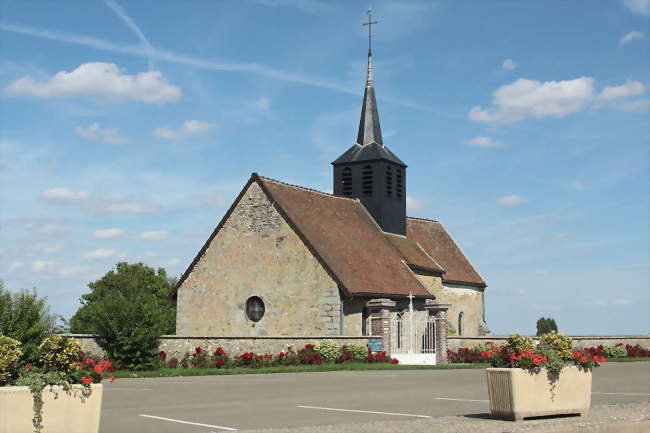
[[315, 341, 341, 362], [0, 336, 22, 385], [539, 332, 573, 360], [0, 286, 55, 363], [603, 345, 627, 358], [87, 294, 169, 370], [506, 334, 534, 353], [38, 335, 82, 375], [345, 344, 369, 361]]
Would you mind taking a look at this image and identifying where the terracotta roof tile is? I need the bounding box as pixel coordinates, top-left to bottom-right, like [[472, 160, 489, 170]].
[[258, 176, 432, 297], [406, 217, 486, 288], [383, 233, 444, 273]]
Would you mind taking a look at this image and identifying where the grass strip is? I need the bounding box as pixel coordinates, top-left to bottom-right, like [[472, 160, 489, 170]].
[[112, 362, 490, 378]]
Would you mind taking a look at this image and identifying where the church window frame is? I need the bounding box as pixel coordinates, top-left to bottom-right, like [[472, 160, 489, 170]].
[[245, 296, 265, 322], [458, 311, 464, 336]]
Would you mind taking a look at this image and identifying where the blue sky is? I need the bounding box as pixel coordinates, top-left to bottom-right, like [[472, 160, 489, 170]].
[[1, 0, 648, 335]]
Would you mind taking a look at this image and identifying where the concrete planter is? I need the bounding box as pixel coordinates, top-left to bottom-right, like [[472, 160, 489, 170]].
[[0, 384, 102, 433], [486, 366, 591, 420]]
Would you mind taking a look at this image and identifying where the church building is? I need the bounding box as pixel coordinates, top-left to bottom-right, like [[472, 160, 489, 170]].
[[172, 28, 490, 359]]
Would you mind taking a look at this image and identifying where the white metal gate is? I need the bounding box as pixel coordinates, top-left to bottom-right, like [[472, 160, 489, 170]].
[[391, 311, 436, 355]]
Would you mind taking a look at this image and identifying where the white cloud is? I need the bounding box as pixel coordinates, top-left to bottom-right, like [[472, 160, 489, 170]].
[[623, 0, 650, 16], [164, 258, 181, 267], [496, 195, 529, 206], [464, 136, 504, 148], [612, 98, 650, 112], [154, 120, 216, 140], [138, 230, 168, 241], [614, 298, 632, 305], [597, 80, 645, 101], [41, 187, 88, 202], [75, 123, 129, 145], [620, 31, 646, 45], [83, 248, 122, 259], [9, 261, 24, 271], [95, 194, 161, 215], [31, 260, 57, 272], [406, 196, 428, 213], [93, 228, 126, 239], [6, 62, 181, 104], [58, 265, 90, 277], [552, 233, 569, 240], [32, 243, 63, 255], [533, 269, 549, 276], [38, 223, 64, 234], [502, 59, 517, 70], [470, 77, 648, 124]]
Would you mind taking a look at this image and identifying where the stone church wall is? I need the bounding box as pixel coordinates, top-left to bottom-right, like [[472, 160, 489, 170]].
[[414, 273, 486, 336], [176, 181, 341, 337]]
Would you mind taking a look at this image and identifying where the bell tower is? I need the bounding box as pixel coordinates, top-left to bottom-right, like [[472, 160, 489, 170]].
[[332, 9, 407, 235]]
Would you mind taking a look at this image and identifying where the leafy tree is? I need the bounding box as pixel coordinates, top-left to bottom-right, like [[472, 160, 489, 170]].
[[0, 281, 56, 363], [536, 317, 558, 336], [69, 263, 176, 370], [70, 262, 176, 334]]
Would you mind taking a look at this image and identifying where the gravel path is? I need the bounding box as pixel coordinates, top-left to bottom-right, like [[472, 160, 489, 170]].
[[240, 402, 650, 433]]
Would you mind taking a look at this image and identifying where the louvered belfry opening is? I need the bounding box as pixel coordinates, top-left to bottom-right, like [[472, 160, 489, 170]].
[[341, 167, 353, 196], [396, 168, 403, 200], [362, 165, 373, 196], [386, 165, 393, 197]]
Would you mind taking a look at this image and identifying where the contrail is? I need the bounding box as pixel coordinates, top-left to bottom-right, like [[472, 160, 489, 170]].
[[102, 0, 155, 70], [0, 22, 427, 110]]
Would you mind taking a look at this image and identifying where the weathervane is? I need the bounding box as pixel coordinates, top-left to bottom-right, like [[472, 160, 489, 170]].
[[363, 7, 378, 55]]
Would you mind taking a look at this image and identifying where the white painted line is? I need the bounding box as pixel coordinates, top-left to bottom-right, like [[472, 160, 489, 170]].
[[297, 405, 430, 418], [592, 392, 650, 396], [434, 397, 488, 402], [139, 414, 238, 431]]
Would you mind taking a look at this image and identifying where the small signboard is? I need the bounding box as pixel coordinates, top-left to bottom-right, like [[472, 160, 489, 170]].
[[368, 337, 384, 352]]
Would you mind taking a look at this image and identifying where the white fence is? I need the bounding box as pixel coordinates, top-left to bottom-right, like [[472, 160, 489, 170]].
[[391, 312, 436, 355]]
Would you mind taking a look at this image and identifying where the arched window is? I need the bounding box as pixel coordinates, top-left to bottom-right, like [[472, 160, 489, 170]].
[[245, 296, 265, 322], [386, 165, 393, 197], [396, 168, 403, 199], [362, 165, 373, 196], [458, 312, 464, 336], [341, 167, 352, 196]]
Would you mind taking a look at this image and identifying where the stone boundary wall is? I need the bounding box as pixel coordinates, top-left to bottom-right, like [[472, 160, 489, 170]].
[[447, 335, 650, 352], [63, 334, 376, 359]]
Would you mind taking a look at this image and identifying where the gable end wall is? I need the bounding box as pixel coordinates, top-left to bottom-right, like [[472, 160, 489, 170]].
[[176, 181, 341, 336]]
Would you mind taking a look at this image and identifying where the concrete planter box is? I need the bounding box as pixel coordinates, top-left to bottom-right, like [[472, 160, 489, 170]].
[[0, 384, 102, 433], [486, 366, 591, 420]]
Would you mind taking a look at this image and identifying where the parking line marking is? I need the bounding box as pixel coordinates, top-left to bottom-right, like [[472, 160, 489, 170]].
[[139, 414, 238, 431], [434, 397, 489, 402], [297, 405, 430, 418], [592, 392, 650, 396]]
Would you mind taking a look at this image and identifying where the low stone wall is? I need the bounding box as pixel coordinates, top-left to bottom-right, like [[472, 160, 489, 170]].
[[447, 335, 650, 352], [63, 334, 376, 359]]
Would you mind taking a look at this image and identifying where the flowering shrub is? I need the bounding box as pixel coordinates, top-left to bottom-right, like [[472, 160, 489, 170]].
[[315, 340, 341, 362], [603, 345, 628, 358], [571, 350, 605, 369], [343, 344, 368, 362], [506, 334, 534, 354], [447, 341, 500, 364], [0, 336, 22, 385], [539, 332, 573, 360], [38, 335, 82, 376], [189, 347, 212, 368], [297, 344, 324, 365], [625, 344, 650, 358], [213, 347, 229, 368], [366, 351, 398, 363]]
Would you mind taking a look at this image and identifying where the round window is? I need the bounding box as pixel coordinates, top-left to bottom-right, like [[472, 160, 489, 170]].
[[245, 296, 265, 322]]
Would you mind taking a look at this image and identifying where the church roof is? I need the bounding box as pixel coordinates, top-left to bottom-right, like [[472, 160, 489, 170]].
[[331, 142, 406, 167], [406, 217, 486, 288], [256, 175, 432, 298]]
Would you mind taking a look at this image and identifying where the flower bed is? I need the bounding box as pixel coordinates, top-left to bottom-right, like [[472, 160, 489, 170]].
[[582, 343, 650, 358], [160, 342, 398, 371]]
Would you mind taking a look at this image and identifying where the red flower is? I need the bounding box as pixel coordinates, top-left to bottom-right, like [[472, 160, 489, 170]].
[[216, 359, 223, 367], [579, 356, 588, 364], [81, 376, 94, 385], [160, 351, 167, 361], [108, 375, 116, 383], [84, 358, 94, 366], [600, 357, 606, 363], [391, 359, 399, 364], [94, 364, 104, 374]]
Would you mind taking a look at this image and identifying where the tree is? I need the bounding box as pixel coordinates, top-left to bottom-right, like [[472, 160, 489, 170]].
[[70, 262, 176, 334], [69, 263, 176, 370], [536, 317, 558, 336], [0, 281, 56, 363]]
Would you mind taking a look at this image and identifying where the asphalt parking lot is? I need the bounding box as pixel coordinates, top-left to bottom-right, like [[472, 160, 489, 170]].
[[99, 362, 650, 433]]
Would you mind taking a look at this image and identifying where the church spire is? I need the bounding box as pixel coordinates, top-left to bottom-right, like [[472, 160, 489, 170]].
[[357, 8, 383, 147]]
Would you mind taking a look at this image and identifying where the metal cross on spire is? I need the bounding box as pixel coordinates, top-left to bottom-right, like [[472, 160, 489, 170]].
[[363, 7, 378, 55]]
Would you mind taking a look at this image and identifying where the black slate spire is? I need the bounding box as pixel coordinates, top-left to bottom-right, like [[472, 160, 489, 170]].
[[331, 9, 408, 235], [356, 51, 383, 146]]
